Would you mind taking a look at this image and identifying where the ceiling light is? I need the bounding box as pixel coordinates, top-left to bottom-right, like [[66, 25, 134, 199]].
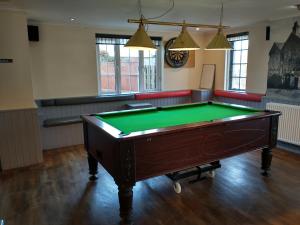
[[124, 19, 156, 51], [168, 24, 200, 51], [206, 3, 232, 50]]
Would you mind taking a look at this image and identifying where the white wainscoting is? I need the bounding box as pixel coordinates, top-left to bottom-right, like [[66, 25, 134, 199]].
[[0, 108, 43, 170]]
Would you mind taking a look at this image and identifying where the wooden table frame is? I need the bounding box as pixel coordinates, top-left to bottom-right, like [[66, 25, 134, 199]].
[[81, 102, 281, 225]]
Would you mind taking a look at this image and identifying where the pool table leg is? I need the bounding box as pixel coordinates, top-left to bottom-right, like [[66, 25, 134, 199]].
[[88, 152, 98, 181], [118, 184, 133, 225], [261, 147, 272, 177]]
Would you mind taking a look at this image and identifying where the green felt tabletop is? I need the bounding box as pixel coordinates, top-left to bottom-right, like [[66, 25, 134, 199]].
[[96, 103, 259, 135]]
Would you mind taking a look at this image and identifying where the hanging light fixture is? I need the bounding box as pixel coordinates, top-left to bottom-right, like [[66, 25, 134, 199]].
[[124, 18, 157, 50], [168, 22, 200, 51], [206, 3, 232, 50], [125, 0, 157, 50], [126, 0, 232, 51]]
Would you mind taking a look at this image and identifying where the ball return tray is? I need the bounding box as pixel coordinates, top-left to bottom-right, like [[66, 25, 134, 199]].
[[166, 161, 221, 193]]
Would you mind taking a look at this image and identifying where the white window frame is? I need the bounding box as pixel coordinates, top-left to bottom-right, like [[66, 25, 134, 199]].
[[225, 32, 249, 92], [96, 34, 162, 95]]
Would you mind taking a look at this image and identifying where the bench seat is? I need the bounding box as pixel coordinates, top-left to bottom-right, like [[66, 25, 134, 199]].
[[214, 90, 264, 102], [43, 116, 82, 127]]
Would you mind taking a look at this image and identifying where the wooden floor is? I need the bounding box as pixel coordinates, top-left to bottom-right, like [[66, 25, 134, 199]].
[[0, 145, 299, 225]]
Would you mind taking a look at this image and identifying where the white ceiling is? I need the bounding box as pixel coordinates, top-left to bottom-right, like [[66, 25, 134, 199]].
[[2, 0, 300, 30]]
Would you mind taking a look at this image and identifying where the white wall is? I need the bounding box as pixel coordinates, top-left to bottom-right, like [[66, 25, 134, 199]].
[[203, 16, 300, 94], [202, 33, 227, 91], [0, 10, 35, 110], [30, 25, 99, 99], [163, 32, 204, 91], [30, 23, 204, 99], [0, 10, 42, 169], [5, 14, 295, 101]]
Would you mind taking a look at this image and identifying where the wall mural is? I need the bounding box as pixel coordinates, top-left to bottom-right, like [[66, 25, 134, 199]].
[[267, 21, 300, 100]]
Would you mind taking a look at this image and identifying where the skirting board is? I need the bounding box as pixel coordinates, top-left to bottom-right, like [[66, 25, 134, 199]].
[[277, 141, 300, 154]]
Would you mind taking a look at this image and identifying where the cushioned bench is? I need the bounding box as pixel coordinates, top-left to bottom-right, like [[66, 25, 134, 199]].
[[214, 90, 264, 102], [37, 94, 135, 107]]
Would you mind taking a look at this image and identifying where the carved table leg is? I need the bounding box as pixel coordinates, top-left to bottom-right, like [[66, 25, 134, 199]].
[[118, 184, 133, 225], [88, 153, 98, 181], [261, 148, 272, 177]]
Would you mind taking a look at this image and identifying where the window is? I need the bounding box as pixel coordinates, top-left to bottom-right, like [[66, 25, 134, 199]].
[[226, 32, 249, 91], [96, 34, 162, 95]]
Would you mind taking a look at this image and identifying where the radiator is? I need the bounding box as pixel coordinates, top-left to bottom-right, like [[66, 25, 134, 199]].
[[266, 102, 300, 146]]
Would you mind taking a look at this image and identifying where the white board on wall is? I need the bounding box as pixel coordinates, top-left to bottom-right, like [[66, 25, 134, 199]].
[[200, 64, 215, 89]]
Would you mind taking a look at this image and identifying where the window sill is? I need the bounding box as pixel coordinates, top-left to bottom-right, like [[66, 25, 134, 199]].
[[37, 94, 135, 107], [227, 89, 246, 93]]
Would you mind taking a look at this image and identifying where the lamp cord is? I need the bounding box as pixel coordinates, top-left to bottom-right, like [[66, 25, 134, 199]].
[[137, 0, 174, 20], [219, 2, 224, 27], [148, 0, 175, 20], [138, 0, 143, 18]]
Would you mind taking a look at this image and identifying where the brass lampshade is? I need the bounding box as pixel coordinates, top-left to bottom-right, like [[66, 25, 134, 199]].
[[168, 26, 200, 51], [205, 3, 232, 50], [125, 22, 157, 50], [206, 28, 232, 50]]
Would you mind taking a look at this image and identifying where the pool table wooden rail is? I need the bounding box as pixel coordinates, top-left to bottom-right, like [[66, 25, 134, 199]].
[[82, 102, 279, 140], [81, 102, 281, 225]]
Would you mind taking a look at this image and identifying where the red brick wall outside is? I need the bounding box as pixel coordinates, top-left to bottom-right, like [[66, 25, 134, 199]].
[[100, 59, 139, 93], [100, 57, 156, 93]]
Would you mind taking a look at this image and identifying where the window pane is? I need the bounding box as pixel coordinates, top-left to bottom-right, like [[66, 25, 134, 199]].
[[241, 50, 248, 63], [99, 44, 116, 93], [241, 64, 247, 77], [240, 78, 246, 90], [231, 78, 240, 89], [233, 41, 242, 50], [232, 64, 240, 77], [241, 40, 249, 49], [233, 51, 241, 64], [227, 33, 248, 91], [143, 50, 157, 91], [96, 36, 161, 94], [120, 45, 139, 93]]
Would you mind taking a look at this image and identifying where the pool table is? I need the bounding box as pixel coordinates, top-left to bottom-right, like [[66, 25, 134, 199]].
[[81, 101, 280, 225]]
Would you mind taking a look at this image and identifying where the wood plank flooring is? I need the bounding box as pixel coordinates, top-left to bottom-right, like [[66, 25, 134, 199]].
[[0, 145, 299, 225]]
